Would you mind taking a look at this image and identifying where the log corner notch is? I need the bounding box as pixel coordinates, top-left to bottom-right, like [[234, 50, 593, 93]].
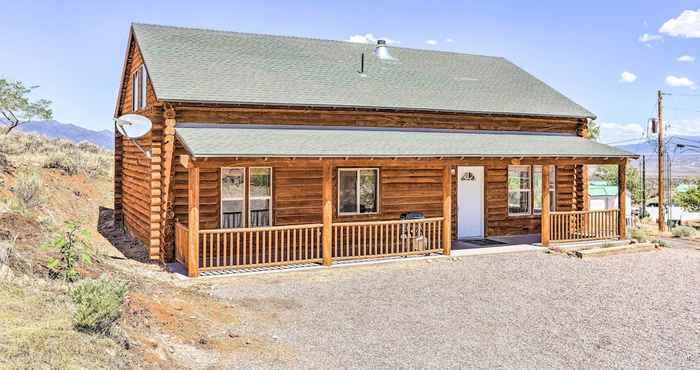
[[185, 155, 200, 277], [618, 159, 627, 240], [541, 165, 551, 247], [159, 106, 177, 261], [442, 165, 452, 255]]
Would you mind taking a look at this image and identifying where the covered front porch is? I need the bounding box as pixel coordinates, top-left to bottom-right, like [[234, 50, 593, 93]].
[[171, 124, 635, 277]]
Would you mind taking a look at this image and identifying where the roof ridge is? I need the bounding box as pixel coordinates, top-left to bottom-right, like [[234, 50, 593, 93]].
[[130, 22, 504, 60]]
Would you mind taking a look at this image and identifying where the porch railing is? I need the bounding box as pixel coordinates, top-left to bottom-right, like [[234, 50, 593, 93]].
[[549, 209, 619, 243], [174, 217, 446, 275], [175, 223, 189, 265], [198, 223, 323, 271], [332, 218, 444, 260]]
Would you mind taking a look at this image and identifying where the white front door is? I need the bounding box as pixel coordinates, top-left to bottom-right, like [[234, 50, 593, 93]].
[[457, 166, 484, 239]]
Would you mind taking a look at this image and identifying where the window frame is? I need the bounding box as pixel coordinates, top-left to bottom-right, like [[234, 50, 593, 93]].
[[533, 165, 556, 214], [248, 167, 273, 227], [220, 167, 246, 229], [131, 65, 148, 112], [507, 165, 533, 216], [337, 168, 380, 216]]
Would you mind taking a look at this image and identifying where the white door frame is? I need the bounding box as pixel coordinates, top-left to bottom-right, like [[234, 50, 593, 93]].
[[457, 166, 485, 239]]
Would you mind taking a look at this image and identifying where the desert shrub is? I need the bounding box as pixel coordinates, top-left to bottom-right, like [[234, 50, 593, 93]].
[[77, 140, 100, 153], [70, 275, 128, 333], [43, 221, 92, 282], [43, 150, 79, 175], [653, 239, 672, 248], [630, 228, 649, 243], [671, 226, 696, 238], [13, 168, 42, 207]]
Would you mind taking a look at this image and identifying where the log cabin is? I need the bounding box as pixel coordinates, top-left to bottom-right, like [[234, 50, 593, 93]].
[[113, 23, 636, 276]]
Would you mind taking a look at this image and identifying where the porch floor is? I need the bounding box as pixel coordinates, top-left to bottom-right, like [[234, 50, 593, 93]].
[[451, 234, 544, 256]]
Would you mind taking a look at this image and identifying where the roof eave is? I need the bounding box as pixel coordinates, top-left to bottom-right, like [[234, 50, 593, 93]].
[[162, 98, 597, 120]]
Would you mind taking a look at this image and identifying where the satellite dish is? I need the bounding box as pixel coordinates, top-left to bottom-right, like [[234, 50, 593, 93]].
[[115, 114, 152, 139], [114, 114, 153, 157]]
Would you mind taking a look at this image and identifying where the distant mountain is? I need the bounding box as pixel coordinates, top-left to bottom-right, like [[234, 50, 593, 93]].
[[615, 136, 700, 177], [1, 120, 114, 149]]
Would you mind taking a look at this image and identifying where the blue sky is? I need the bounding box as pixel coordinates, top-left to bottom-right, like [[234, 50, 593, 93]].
[[2, 1, 699, 143]]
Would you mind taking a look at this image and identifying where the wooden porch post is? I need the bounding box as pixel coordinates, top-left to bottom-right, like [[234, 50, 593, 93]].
[[322, 160, 333, 266], [541, 165, 551, 247], [187, 162, 200, 277], [618, 159, 627, 240], [442, 165, 452, 255]]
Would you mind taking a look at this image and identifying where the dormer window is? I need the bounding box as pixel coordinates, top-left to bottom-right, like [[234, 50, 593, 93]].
[[131, 65, 148, 111]]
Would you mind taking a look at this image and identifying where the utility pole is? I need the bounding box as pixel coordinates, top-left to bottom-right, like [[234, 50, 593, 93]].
[[657, 90, 667, 232], [641, 155, 646, 218]]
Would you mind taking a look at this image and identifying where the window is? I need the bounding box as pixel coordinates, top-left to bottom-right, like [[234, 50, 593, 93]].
[[533, 165, 556, 213], [221, 168, 245, 228], [131, 65, 148, 111], [249, 168, 272, 227], [338, 168, 378, 215], [508, 165, 557, 216], [508, 166, 531, 215]]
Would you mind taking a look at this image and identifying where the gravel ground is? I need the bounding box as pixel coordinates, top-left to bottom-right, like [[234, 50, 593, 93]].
[[205, 245, 699, 369]]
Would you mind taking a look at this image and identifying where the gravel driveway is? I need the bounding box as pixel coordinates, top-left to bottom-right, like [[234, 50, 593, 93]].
[[205, 245, 699, 369]]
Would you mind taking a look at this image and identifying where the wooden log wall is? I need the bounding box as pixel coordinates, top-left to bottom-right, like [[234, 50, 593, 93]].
[[113, 34, 161, 257], [173, 104, 584, 134]]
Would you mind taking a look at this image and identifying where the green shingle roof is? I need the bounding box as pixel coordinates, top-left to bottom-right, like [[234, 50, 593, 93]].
[[176, 124, 635, 158], [132, 23, 595, 119]]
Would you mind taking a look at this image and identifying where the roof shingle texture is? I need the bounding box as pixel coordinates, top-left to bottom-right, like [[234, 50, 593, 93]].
[[132, 23, 595, 118], [176, 124, 634, 158]]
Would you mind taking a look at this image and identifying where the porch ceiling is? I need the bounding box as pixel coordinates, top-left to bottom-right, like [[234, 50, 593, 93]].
[[175, 124, 636, 159]]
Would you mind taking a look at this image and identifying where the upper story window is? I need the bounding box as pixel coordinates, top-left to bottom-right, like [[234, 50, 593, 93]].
[[131, 65, 148, 111], [338, 168, 379, 215], [508, 165, 556, 216]]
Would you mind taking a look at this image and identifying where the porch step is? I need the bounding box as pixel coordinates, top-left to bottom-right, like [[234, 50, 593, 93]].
[[553, 239, 631, 251]]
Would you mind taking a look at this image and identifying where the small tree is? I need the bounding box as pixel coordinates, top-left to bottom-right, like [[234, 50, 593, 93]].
[[0, 78, 52, 135], [675, 185, 700, 212], [43, 221, 93, 282], [594, 165, 643, 204], [584, 120, 600, 140]]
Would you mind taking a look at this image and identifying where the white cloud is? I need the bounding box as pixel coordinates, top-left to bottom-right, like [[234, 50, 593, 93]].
[[348, 33, 399, 44], [638, 33, 663, 42], [619, 71, 638, 83], [425, 39, 438, 45], [659, 9, 700, 38], [677, 54, 695, 62], [599, 122, 645, 144], [665, 75, 695, 88], [668, 119, 700, 136], [444, 38, 454, 43]]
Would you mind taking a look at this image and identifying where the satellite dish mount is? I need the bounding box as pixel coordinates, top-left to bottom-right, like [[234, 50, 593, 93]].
[[114, 114, 153, 158]]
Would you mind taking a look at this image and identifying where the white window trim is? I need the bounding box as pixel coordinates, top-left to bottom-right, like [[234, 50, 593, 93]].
[[533, 165, 556, 214], [220, 167, 246, 229], [248, 167, 273, 227], [337, 168, 380, 216], [508, 165, 532, 216]]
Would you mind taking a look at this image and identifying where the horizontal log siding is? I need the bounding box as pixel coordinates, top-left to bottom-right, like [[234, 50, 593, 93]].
[[114, 36, 160, 254], [120, 134, 152, 244], [174, 105, 584, 134]]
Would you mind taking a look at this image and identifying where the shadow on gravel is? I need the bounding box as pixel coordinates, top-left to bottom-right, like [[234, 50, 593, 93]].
[[97, 206, 151, 263]]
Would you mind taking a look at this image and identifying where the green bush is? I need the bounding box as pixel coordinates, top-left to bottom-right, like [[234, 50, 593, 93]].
[[13, 169, 42, 207], [671, 226, 696, 238], [70, 275, 128, 333], [43, 221, 92, 282], [653, 239, 672, 248], [630, 228, 649, 243]]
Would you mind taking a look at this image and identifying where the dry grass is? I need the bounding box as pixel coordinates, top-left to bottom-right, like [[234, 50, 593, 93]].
[[0, 131, 112, 178], [0, 276, 135, 370]]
